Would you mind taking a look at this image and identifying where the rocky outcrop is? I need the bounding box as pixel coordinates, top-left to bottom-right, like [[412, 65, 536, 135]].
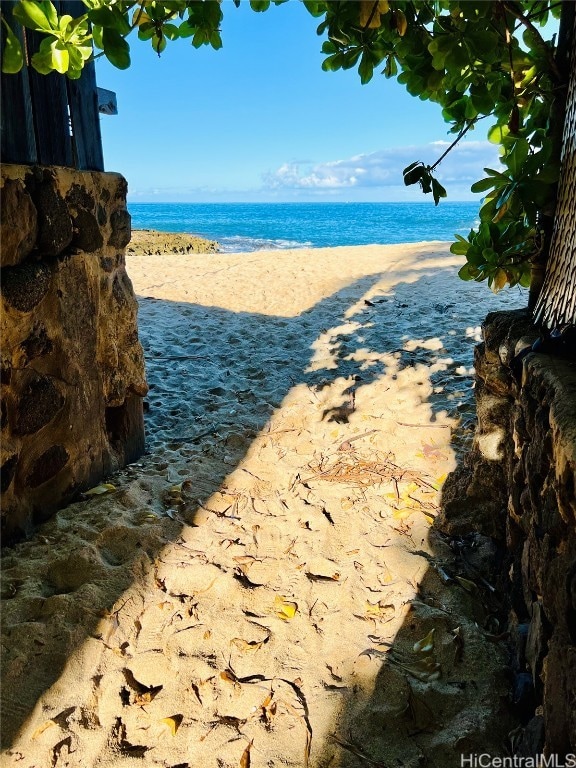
[[438, 308, 576, 756], [1, 165, 148, 543], [127, 228, 219, 256]]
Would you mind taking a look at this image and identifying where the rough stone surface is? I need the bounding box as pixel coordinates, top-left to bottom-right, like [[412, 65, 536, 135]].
[[438, 307, 576, 755], [0, 178, 37, 267], [32, 168, 74, 256], [127, 228, 219, 255], [108, 208, 131, 249], [1, 164, 148, 543]]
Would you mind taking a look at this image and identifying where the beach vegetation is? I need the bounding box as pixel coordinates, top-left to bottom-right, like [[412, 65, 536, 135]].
[[1, 0, 570, 300]]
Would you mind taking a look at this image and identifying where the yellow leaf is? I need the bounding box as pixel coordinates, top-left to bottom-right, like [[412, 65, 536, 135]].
[[393, 507, 413, 520], [274, 595, 297, 621], [160, 714, 183, 736], [360, 0, 383, 28], [492, 268, 508, 293], [132, 9, 151, 26], [32, 720, 56, 739], [240, 740, 253, 768], [85, 483, 116, 496], [365, 600, 394, 618], [396, 8, 407, 35], [413, 628, 435, 654]]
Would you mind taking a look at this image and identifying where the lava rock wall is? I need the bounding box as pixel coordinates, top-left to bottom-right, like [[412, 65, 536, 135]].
[[1, 165, 147, 543], [439, 308, 576, 756]]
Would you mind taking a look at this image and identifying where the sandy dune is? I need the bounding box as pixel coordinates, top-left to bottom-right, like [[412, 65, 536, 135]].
[[1, 242, 527, 767]]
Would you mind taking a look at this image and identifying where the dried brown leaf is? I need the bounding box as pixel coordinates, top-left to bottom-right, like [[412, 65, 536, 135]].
[[240, 739, 253, 768]]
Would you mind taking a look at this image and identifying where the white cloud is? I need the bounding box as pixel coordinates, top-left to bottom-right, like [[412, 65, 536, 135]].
[[262, 140, 501, 192]]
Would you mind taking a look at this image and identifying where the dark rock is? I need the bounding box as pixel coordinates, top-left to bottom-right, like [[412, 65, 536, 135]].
[[0, 453, 18, 493], [100, 256, 116, 272], [108, 209, 131, 249], [444, 309, 576, 753], [112, 272, 130, 307], [34, 171, 73, 256], [437, 455, 507, 540], [526, 601, 548, 690], [514, 715, 545, 757], [19, 325, 53, 363], [27, 445, 69, 487], [13, 373, 64, 436], [66, 183, 94, 211], [1, 262, 51, 312], [71, 207, 103, 252], [513, 671, 536, 723], [0, 178, 38, 267]]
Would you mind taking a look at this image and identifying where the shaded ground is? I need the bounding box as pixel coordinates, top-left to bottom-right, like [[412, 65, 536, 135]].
[[1, 244, 526, 767]]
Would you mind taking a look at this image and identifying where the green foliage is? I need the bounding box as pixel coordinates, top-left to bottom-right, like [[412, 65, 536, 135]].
[[0, 0, 565, 296], [305, 0, 563, 293]]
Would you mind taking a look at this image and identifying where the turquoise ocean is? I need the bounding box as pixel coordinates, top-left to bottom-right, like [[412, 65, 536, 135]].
[[128, 202, 479, 253]]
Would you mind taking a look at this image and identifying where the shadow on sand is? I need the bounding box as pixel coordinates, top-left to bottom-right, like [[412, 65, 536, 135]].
[[1, 260, 521, 764]]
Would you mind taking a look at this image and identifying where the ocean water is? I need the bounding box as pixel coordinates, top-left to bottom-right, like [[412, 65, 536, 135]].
[[128, 201, 479, 253]]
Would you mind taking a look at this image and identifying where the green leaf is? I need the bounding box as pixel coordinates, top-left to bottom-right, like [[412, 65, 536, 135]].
[[163, 23, 179, 41], [58, 13, 72, 33], [403, 163, 425, 186], [66, 65, 82, 79], [420, 170, 432, 194], [450, 239, 469, 256], [384, 54, 397, 78], [250, 0, 270, 10], [92, 24, 104, 49], [303, 1, 325, 17], [151, 32, 166, 54], [210, 30, 222, 49], [322, 52, 342, 72], [431, 177, 447, 205], [458, 263, 474, 281], [505, 138, 529, 176], [102, 26, 130, 69], [31, 49, 54, 74], [487, 123, 510, 144], [88, 7, 115, 26], [1, 19, 24, 73], [39, 1, 57, 28], [13, 0, 54, 31], [138, 23, 155, 41], [50, 41, 69, 73], [470, 176, 499, 194], [358, 50, 374, 84]]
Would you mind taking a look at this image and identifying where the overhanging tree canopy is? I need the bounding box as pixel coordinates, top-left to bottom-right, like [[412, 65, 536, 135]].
[[1, 0, 572, 302]]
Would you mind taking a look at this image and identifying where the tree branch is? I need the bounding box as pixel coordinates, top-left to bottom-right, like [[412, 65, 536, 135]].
[[429, 117, 486, 172], [501, 1, 561, 80]]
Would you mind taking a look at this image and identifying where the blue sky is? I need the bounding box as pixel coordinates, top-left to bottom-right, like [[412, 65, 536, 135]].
[[95, 0, 500, 203]]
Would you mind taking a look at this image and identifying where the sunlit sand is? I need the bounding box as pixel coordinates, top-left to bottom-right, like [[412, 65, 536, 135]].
[[1, 242, 526, 766]]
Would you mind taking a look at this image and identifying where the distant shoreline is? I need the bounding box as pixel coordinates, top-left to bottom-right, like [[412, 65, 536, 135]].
[[126, 201, 479, 252]]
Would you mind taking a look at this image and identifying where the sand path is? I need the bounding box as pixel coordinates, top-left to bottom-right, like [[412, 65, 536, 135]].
[[2, 243, 525, 767]]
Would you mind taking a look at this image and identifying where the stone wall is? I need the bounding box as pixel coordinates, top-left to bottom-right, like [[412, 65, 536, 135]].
[[1, 164, 147, 544], [438, 308, 576, 756]]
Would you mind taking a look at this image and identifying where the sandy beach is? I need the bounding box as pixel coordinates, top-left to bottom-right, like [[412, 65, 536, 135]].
[[1, 242, 527, 767]]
